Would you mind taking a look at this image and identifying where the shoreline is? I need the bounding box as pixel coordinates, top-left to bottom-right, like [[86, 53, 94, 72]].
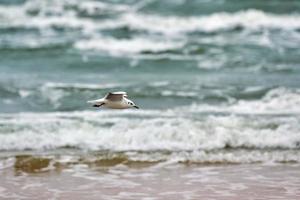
[[1, 157, 300, 200]]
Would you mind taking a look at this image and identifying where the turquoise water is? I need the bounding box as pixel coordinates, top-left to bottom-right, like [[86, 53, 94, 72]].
[[0, 0, 300, 164]]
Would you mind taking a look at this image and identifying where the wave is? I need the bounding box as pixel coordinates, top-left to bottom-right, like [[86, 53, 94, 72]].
[[1, 1, 300, 34], [0, 41, 71, 51], [0, 84, 19, 98], [1, 1, 300, 56], [74, 37, 184, 55], [0, 108, 299, 152], [2, 81, 299, 113], [0, 0, 133, 31], [1, 149, 300, 173], [188, 87, 300, 114], [38, 85, 300, 113], [1, 85, 300, 163], [120, 10, 300, 34], [77, 1, 131, 16], [35, 82, 235, 109]]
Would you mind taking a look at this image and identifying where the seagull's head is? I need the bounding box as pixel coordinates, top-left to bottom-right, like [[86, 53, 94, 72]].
[[126, 99, 139, 109]]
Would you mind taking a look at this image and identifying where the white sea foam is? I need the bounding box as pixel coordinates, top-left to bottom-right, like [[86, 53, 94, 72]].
[[1, 1, 300, 55], [188, 87, 300, 114], [231, 88, 300, 114], [0, 158, 15, 170], [0, 109, 299, 154], [1, 1, 300, 34], [18, 89, 32, 98], [121, 9, 300, 35], [74, 37, 184, 54], [0, 1, 123, 32], [135, 150, 300, 164]]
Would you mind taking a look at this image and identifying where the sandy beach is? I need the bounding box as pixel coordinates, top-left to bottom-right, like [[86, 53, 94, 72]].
[[0, 154, 300, 200]]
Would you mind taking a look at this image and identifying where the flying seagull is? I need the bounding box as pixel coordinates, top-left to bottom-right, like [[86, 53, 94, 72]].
[[87, 91, 139, 109]]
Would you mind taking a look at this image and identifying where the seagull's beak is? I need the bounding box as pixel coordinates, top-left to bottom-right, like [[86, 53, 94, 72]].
[[133, 105, 139, 109]]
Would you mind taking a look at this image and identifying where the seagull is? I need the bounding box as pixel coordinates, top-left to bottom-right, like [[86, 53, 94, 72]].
[[87, 91, 139, 109]]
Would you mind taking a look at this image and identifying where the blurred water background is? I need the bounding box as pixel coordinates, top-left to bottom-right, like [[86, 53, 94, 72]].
[[0, 0, 300, 199]]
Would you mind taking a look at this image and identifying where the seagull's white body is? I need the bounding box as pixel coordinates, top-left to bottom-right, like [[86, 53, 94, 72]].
[[87, 91, 139, 109]]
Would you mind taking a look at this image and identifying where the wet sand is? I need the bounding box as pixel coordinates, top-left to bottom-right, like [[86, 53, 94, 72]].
[[0, 157, 300, 200]]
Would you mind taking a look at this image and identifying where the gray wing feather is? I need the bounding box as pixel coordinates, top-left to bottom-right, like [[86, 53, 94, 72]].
[[105, 92, 127, 101]]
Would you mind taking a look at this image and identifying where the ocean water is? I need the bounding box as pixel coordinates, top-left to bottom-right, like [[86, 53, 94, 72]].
[[0, 0, 300, 199]]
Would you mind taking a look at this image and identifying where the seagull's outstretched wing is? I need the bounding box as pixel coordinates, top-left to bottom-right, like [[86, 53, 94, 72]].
[[105, 91, 127, 101], [87, 98, 104, 104]]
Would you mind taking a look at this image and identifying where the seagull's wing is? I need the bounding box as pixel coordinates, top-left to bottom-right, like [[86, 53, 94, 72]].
[[105, 91, 127, 101], [87, 98, 104, 104]]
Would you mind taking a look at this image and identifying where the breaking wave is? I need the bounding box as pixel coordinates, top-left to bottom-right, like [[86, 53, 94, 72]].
[[188, 87, 300, 114], [1, 149, 300, 173], [0, 109, 299, 151], [74, 37, 184, 55], [1, 85, 300, 163], [120, 10, 300, 35], [1, 0, 300, 56], [1, 1, 300, 33]]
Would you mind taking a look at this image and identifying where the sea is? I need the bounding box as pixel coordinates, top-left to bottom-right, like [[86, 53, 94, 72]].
[[0, 0, 300, 199]]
